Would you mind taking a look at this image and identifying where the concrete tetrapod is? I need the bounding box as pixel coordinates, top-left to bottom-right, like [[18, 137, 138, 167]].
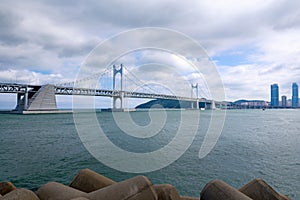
[[36, 182, 88, 200], [154, 185, 199, 200], [37, 176, 157, 200], [0, 182, 16, 196], [180, 196, 199, 200], [88, 175, 157, 200], [200, 180, 252, 200], [70, 168, 116, 193], [0, 188, 40, 200], [239, 178, 291, 200], [154, 184, 181, 200]]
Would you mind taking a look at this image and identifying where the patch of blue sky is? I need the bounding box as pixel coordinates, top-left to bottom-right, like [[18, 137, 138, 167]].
[[212, 46, 258, 66], [133, 50, 143, 66], [99, 76, 113, 90], [32, 69, 52, 74], [0, 93, 16, 109]]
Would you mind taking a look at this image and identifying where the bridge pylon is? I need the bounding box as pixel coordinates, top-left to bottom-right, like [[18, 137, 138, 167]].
[[112, 64, 124, 110], [191, 83, 199, 109], [191, 83, 198, 99]]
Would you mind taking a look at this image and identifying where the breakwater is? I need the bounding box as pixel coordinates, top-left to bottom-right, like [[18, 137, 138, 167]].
[[0, 168, 290, 199]]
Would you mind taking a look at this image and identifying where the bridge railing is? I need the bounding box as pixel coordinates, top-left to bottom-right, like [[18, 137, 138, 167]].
[[0, 83, 42, 93]]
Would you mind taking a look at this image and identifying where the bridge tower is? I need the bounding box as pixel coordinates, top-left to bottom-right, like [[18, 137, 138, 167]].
[[191, 83, 199, 109], [191, 83, 198, 98], [112, 64, 124, 110]]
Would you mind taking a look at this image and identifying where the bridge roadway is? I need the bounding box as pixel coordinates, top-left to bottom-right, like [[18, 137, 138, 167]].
[[0, 82, 210, 103]]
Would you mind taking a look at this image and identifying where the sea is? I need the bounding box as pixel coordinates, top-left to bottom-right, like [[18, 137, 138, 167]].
[[0, 109, 299, 199]]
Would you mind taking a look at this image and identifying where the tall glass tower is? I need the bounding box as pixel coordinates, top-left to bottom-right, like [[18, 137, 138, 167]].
[[270, 84, 279, 107], [292, 82, 298, 108], [281, 95, 287, 107]]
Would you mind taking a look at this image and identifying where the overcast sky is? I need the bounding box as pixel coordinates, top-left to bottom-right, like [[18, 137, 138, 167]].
[[1, 0, 300, 108]]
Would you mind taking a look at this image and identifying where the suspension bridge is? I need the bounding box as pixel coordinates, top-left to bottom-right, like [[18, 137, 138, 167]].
[[0, 64, 227, 113]]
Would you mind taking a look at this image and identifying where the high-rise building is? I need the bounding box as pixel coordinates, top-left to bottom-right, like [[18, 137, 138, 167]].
[[270, 84, 279, 107], [292, 82, 298, 108], [281, 95, 287, 107]]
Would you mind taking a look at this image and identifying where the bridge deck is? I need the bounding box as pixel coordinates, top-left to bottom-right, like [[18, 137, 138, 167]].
[[0, 83, 210, 103]]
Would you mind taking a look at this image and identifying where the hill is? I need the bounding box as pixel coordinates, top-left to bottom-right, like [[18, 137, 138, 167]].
[[135, 99, 193, 109]]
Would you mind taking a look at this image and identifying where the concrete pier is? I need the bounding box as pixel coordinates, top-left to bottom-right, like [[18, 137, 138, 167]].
[[13, 84, 58, 113]]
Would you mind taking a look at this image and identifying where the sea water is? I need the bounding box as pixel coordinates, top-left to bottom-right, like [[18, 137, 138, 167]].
[[0, 109, 299, 198]]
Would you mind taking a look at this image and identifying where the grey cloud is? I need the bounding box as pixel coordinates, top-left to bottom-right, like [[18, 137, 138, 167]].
[[264, 1, 300, 30], [258, 65, 285, 75], [133, 64, 176, 79], [65, 1, 184, 28], [0, 10, 27, 45], [0, 0, 99, 74]]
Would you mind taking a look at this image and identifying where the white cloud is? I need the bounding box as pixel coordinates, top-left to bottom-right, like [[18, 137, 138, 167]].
[[251, 29, 300, 65], [0, 69, 65, 85]]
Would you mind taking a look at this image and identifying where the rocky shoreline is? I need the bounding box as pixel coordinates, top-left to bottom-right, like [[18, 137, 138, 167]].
[[0, 168, 291, 200]]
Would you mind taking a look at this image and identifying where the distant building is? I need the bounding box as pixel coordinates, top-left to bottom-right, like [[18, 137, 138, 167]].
[[281, 95, 287, 107], [292, 82, 298, 108], [230, 100, 268, 109], [270, 84, 279, 107]]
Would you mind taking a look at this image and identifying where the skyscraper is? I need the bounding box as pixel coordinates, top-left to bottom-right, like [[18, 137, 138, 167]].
[[292, 82, 298, 108], [271, 84, 279, 107], [281, 95, 287, 107]]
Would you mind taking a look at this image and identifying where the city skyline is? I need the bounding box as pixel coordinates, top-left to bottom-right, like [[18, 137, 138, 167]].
[[1, 1, 300, 108], [270, 82, 299, 107], [224, 81, 300, 109]]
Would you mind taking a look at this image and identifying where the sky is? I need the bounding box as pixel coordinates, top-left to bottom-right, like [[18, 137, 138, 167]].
[[1, 0, 300, 109]]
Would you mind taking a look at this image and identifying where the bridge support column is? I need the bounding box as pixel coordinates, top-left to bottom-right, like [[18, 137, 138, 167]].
[[191, 100, 199, 109], [16, 93, 22, 111], [112, 64, 124, 111], [204, 102, 207, 109], [23, 86, 28, 110], [191, 83, 199, 109], [212, 100, 216, 110], [113, 92, 124, 111]]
